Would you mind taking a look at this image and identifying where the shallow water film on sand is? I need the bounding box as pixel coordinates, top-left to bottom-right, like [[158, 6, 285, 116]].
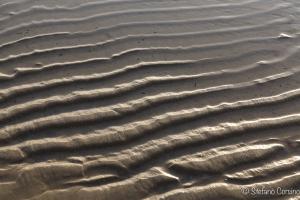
[[0, 0, 300, 199]]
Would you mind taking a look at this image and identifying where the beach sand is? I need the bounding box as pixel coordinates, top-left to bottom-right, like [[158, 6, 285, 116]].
[[0, 0, 300, 199]]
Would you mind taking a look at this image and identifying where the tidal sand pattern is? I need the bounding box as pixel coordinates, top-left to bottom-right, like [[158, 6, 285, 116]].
[[0, 0, 300, 199]]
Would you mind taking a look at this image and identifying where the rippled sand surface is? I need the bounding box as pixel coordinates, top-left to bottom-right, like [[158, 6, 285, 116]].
[[0, 0, 300, 199]]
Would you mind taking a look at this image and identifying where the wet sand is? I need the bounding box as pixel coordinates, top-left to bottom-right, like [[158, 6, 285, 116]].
[[0, 0, 300, 199]]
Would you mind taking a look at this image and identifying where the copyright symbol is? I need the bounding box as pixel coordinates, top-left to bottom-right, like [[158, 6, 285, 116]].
[[241, 187, 250, 195]]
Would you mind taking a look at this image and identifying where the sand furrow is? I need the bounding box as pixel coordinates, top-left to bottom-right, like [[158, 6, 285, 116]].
[[0, 0, 279, 43], [0, 0, 245, 17], [0, 49, 282, 110], [1, 77, 300, 162], [0, 35, 297, 91], [0, 4, 293, 58], [0, 18, 292, 71], [225, 156, 300, 183], [167, 143, 286, 174], [0, 0, 284, 35], [145, 173, 300, 200], [0, 49, 299, 124], [81, 114, 300, 174], [0, 0, 263, 31], [0, 69, 297, 140]]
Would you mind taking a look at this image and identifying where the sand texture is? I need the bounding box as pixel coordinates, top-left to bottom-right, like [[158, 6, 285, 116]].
[[0, 0, 300, 199]]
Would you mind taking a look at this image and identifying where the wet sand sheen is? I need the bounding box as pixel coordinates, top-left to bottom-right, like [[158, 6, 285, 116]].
[[0, 0, 299, 199]]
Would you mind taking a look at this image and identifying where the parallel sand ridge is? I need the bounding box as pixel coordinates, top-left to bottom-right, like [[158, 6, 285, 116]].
[[0, 0, 300, 199]]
